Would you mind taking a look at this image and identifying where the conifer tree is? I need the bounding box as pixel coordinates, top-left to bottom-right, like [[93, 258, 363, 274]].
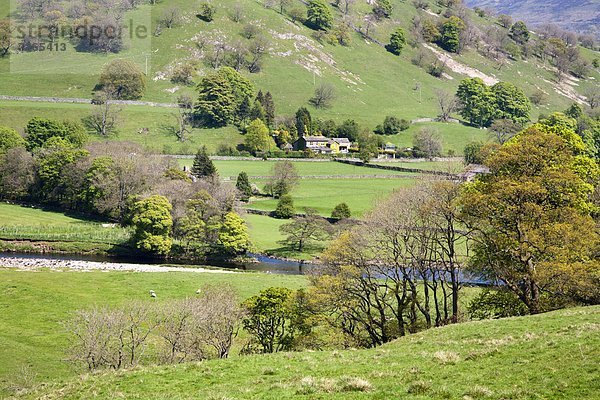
[[236, 171, 252, 202], [191, 145, 217, 178]]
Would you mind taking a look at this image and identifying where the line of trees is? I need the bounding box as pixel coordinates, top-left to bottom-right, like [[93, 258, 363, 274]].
[[0, 117, 252, 259]]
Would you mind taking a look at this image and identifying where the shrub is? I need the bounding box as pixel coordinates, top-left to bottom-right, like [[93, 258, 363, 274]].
[[375, 116, 410, 135], [463, 141, 484, 164], [274, 194, 295, 218], [467, 289, 529, 320], [197, 3, 216, 22], [331, 203, 351, 219], [387, 28, 406, 55]]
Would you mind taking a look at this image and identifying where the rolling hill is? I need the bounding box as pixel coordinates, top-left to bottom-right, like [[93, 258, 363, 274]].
[[17, 305, 600, 399], [0, 0, 598, 154], [465, 0, 600, 38]]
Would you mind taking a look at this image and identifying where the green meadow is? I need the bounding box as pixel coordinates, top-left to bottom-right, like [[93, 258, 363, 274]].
[[0, 203, 130, 250], [15, 301, 600, 400], [0, 269, 307, 395]]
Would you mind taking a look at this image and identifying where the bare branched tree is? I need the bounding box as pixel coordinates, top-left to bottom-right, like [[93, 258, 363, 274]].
[[85, 86, 121, 136], [309, 83, 336, 109], [436, 90, 459, 122]]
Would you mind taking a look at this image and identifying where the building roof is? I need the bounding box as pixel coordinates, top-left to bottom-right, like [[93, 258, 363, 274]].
[[302, 136, 329, 142], [332, 137, 351, 144]]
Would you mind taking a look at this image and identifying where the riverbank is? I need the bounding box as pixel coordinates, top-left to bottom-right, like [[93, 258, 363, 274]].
[[0, 255, 238, 274]]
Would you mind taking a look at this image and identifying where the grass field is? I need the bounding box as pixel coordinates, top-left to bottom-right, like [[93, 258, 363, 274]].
[[244, 213, 328, 260], [0, 100, 243, 154], [0, 269, 307, 395], [249, 178, 416, 216], [181, 159, 422, 178], [17, 304, 599, 399], [0, 203, 130, 246]]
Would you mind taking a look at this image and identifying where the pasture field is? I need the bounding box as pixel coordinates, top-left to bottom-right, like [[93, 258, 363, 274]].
[[181, 159, 422, 178], [0, 100, 243, 154], [248, 178, 416, 216], [0, 203, 131, 247], [244, 213, 329, 260], [0, 269, 307, 395], [16, 303, 600, 400]]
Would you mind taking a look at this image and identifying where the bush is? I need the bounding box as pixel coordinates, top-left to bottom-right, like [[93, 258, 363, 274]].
[[197, 3, 216, 22], [387, 28, 406, 55], [375, 116, 410, 135], [467, 289, 529, 320], [463, 142, 484, 164], [274, 195, 295, 219], [331, 203, 351, 219], [171, 63, 196, 85]]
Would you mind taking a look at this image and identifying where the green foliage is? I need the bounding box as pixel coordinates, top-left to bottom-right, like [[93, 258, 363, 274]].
[[131, 195, 173, 256], [358, 132, 380, 162], [375, 116, 410, 135], [565, 103, 583, 119], [387, 28, 406, 55], [242, 287, 308, 353], [24, 118, 87, 151], [438, 16, 465, 53], [491, 82, 531, 125], [461, 122, 600, 314], [509, 21, 530, 44], [457, 79, 530, 127], [468, 289, 529, 319], [456, 78, 496, 127], [331, 202, 351, 219], [191, 145, 217, 178], [0, 126, 25, 154], [274, 194, 295, 219], [295, 107, 312, 137], [195, 67, 254, 127], [98, 59, 146, 100], [373, 0, 393, 19], [218, 211, 251, 256], [197, 2, 216, 22], [306, 0, 333, 30], [235, 171, 252, 202], [244, 119, 273, 154], [36, 137, 88, 199], [463, 141, 485, 165], [336, 119, 360, 141]]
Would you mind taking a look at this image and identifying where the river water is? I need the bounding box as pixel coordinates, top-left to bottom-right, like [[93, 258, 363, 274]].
[[0, 252, 310, 275], [0, 252, 488, 284]]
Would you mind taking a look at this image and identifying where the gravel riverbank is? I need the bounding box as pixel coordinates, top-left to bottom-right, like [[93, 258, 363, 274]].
[[0, 256, 237, 273]]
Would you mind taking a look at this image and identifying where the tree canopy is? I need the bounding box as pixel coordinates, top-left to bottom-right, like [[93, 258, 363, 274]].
[[460, 122, 600, 313]]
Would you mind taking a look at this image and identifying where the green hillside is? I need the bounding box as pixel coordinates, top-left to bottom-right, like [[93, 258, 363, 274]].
[[19, 305, 600, 400], [1, 0, 598, 154]]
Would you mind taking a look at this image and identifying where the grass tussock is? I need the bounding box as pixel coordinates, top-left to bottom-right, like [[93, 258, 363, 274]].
[[296, 376, 373, 394]]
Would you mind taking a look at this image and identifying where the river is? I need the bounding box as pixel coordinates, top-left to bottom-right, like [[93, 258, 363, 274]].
[[0, 252, 310, 275], [0, 252, 488, 284]]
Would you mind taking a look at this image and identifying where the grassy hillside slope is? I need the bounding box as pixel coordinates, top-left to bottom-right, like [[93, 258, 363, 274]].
[[0, 269, 307, 395], [1, 0, 598, 156], [20, 305, 600, 400]]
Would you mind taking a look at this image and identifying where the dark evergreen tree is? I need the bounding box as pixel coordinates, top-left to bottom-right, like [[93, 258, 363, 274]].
[[191, 145, 217, 178], [295, 107, 312, 137], [237, 96, 252, 125], [236, 171, 252, 202], [262, 92, 276, 128], [249, 100, 266, 123], [256, 90, 265, 106], [274, 194, 295, 219]]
